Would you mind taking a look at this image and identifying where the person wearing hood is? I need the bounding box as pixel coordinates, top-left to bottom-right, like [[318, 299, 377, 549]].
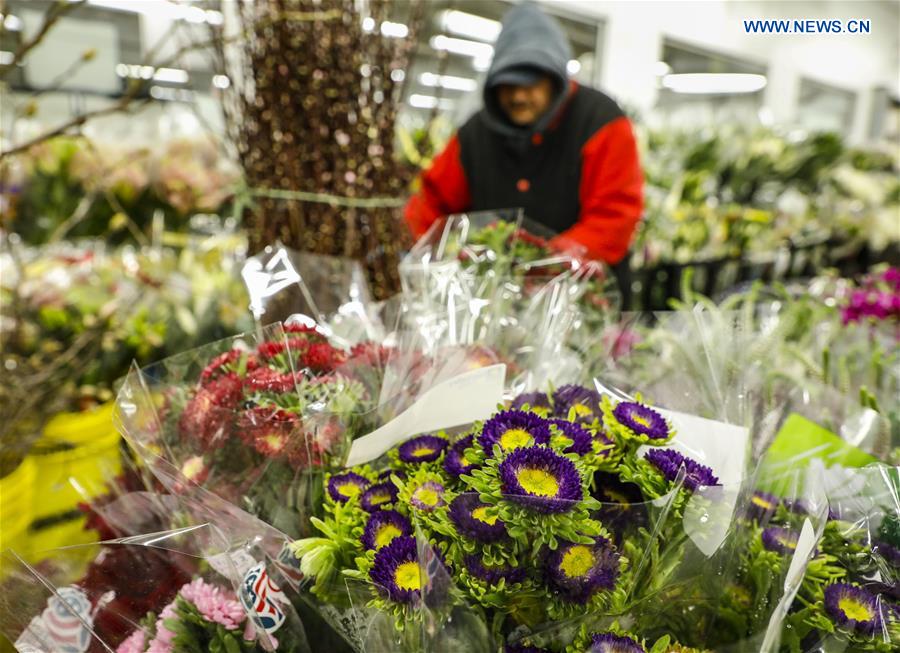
[[404, 2, 643, 265]]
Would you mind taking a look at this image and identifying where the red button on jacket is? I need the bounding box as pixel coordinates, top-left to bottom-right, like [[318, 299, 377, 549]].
[[516, 178, 530, 192]]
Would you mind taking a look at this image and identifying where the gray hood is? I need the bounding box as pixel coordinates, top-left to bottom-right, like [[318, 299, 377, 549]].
[[482, 2, 573, 139]]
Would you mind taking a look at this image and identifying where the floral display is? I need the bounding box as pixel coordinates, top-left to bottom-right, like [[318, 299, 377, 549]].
[[635, 126, 899, 267], [1, 136, 238, 245], [290, 387, 738, 650]]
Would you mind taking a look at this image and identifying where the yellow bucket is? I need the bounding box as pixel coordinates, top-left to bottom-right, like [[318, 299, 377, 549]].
[[0, 457, 35, 556], [26, 402, 122, 557]]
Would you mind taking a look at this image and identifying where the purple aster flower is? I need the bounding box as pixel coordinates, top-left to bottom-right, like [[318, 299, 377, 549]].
[[587, 633, 646, 653], [369, 536, 421, 604], [510, 391, 551, 411], [762, 526, 800, 555], [361, 510, 412, 551], [548, 419, 593, 455], [612, 402, 670, 441], [498, 446, 583, 513], [449, 493, 507, 543], [874, 540, 900, 567], [397, 434, 448, 464], [746, 491, 781, 523], [552, 384, 602, 421], [464, 553, 527, 585], [360, 482, 399, 512], [644, 449, 719, 491], [409, 480, 446, 512], [544, 536, 620, 604], [479, 410, 552, 455], [443, 434, 477, 478], [327, 472, 369, 503], [823, 583, 885, 636]]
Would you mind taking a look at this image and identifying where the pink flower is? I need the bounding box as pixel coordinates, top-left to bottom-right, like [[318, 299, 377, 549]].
[[145, 601, 178, 653], [116, 629, 147, 653], [179, 578, 246, 630]]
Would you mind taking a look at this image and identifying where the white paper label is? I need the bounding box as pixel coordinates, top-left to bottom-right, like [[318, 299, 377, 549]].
[[345, 364, 506, 467]]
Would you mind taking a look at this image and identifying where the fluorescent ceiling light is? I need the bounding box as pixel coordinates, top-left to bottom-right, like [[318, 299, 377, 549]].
[[0, 51, 14, 65], [362, 17, 375, 32], [153, 67, 190, 84], [380, 21, 408, 38], [419, 72, 477, 92], [473, 56, 491, 72], [390, 69, 405, 82], [409, 93, 455, 110], [654, 61, 672, 77], [2, 14, 22, 31], [440, 10, 501, 42], [430, 35, 494, 60], [212, 74, 230, 89], [566, 59, 581, 75], [661, 73, 767, 94], [116, 63, 154, 79]]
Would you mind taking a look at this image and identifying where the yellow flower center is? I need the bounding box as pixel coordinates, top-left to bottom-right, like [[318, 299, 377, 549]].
[[752, 495, 775, 510], [499, 428, 533, 451], [516, 468, 559, 497], [367, 491, 391, 506], [839, 597, 874, 622], [560, 545, 595, 578], [777, 534, 797, 550], [412, 446, 435, 458], [374, 524, 402, 549], [337, 482, 362, 498], [572, 403, 593, 417], [263, 434, 286, 451], [413, 487, 440, 507], [631, 413, 651, 428], [471, 506, 498, 525], [458, 452, 471, 467], [394, 561, 421, 591]]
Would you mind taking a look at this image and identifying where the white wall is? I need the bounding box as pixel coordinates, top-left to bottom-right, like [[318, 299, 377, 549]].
[[544, 0, 899, 143]]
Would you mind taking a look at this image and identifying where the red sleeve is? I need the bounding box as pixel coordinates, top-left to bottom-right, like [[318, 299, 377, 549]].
[[403, 135, 471, 239], [551, 116, 643, 265]]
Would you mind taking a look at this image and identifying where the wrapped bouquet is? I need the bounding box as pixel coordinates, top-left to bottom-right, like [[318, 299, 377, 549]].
[[290, 383, 767, 651]]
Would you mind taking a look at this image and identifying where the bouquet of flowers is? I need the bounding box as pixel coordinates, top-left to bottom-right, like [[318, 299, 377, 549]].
[[0, 518, 311, 653], [400, 212, 618, 394], [289, 383, 768, 652], [113, 322, 387, 538], [776, 465, 900, 651]]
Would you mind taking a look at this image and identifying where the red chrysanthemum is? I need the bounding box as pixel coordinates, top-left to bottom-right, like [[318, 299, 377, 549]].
[[301, 342, 347, 373], [235, 406, 300, 459], [284, 323, 328, 340], [178, 373, 243, 447], [258, 340, 287, 359], [200, 349, 243, 383]]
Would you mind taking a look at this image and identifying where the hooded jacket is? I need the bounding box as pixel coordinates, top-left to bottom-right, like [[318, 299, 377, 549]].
[[404, 3, 643, 265]]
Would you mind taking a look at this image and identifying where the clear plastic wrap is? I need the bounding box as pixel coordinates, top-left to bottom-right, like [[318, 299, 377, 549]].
[[399, 211, 619, 395], [241, 244, 386, 347], [287, 381, 785, 652], [0, 520, 311, 652]]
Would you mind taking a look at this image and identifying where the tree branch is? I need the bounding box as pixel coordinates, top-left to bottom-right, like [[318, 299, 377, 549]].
[[0, 0, 87, 78]]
